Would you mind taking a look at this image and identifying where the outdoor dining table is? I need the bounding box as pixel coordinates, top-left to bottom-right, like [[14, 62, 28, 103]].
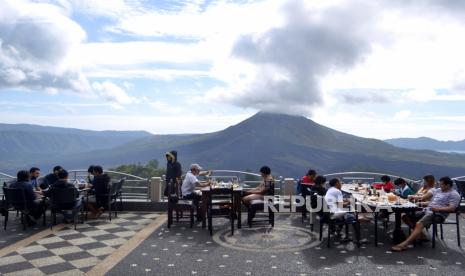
[[200, 185, 243, 229], [342, 184, 421, 244]]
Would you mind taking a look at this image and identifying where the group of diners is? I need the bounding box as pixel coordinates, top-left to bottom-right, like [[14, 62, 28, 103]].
[[1, 165, 112, 226], [169, 162, 274, 222], [298, 170, 461, 252]]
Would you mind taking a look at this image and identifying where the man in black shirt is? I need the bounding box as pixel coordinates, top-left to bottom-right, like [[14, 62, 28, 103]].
[[46, 170, 82, 223], [86, 165, 111, 219], [42, 166, 63, 190], [9, 170, 44, 225]]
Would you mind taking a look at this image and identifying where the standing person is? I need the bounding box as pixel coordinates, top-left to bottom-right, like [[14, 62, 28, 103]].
[[29, 167, 41, 191], [242, 166, 273, 206], [164, 150, 182, 197], [392, 177, 461, 252], [42, 166, 63, 190]]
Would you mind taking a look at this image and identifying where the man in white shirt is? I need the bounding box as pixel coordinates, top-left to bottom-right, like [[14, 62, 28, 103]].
[[324, 178, 354, 220], [181, 164, 210, 205]]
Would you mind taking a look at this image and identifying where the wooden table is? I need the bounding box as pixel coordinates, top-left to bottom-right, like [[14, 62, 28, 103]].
[[200, 186, 243, 229], [342, 184, 421, 244]]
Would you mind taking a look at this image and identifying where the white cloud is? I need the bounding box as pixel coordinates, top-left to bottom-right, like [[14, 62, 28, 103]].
[[92, 81, 133, 106], [393, 110, 412, 120], [0, 0, 141, 107], [0, 0, 91, 93]]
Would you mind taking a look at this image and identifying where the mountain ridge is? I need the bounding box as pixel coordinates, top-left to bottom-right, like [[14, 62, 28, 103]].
[[2, 113, 465, 179]]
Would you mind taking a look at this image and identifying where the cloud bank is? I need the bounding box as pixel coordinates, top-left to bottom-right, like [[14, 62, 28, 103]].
[[0, 0, 131, 105], [205, 1, 377, 116]]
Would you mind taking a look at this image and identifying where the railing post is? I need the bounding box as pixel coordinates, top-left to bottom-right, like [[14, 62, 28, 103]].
[[283, 178, 295, 197], [150, 177, 162, 202]]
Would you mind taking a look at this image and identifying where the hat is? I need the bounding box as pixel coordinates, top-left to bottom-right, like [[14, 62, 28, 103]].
[[190, 163, 202, 170]]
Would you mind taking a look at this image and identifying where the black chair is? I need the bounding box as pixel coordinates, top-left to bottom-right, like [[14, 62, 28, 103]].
[[99, 179, 125, 221], [3, 187, 31, 230], [49, 187, 83, 230], [167, 180, 195, 228], [455, 180, 465, 201], [207, 186, 234, 236], [317, 195, 360, 248], [247, 180, 276, 228], [432, 209, 461, 248]]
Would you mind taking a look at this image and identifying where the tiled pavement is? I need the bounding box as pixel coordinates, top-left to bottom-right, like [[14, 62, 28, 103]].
[[109, 214, 465, 276], [2, 212, 465, 275], [0, 212, 160, 275]]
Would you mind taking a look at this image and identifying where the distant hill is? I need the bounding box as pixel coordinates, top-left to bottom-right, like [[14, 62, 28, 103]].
[[30, 112, 465, 179], [385, 137, 465, 153], [0, 123, 151, 172]]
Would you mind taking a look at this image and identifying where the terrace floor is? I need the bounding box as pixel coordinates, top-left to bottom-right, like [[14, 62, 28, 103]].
[[1, 212, 465, 275]]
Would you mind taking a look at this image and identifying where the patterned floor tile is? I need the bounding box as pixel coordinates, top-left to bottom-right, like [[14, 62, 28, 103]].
[[0, 255, 27, 266], [0, 212, 159, 275], [0, 261, 35, 274], [48, 268, 84, 276], [69, 256, 100, 269], [102, 238, 127, 247], [67, 237, 98, 246], [16, 245, 48, 255], [87, 246, 115, 257], [39, 262, 76, 275], [36, 236, 65, 245], [50, 246, 84, 256], [4, 267, 44, 276], [30, 256, 66, 268]]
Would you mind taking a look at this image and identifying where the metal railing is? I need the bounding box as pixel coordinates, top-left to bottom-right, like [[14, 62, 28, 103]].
[[323, 171, 417, 184], [0, 172, 15, 196], [68, 170, 150, 202], [166, 169, 284, 197]]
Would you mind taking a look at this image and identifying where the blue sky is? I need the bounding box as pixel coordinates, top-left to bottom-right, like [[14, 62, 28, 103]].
[[1, 0, 465, 140]]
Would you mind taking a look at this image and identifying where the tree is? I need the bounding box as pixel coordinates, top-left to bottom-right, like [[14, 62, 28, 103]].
[[110, 159, 165, 178]]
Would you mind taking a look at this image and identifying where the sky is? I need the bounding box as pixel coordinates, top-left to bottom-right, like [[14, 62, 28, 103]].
[[1, 0, 465, 141]]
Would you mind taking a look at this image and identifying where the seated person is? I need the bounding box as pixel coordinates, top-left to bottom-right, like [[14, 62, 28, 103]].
[[42, 166, 63, 190], [311, 176, 327, 196], [324, 178, 355, 221], [394, 178, 414, 199], [46, 170, 82, 223], [87, 165, 111, 219], [301, 169, 317, 186], [392, 177, 461, 252], [181, 163, 210, 207], [29, 167, 41, 191], [415, 174, 436, 197], [87, 165, 95, 183], [242, 166, 273, 206], [372, 175, 394, 192], [9, 170, 44, 226], [307, 176, 327, 212], [302, 175, 327, 201]]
